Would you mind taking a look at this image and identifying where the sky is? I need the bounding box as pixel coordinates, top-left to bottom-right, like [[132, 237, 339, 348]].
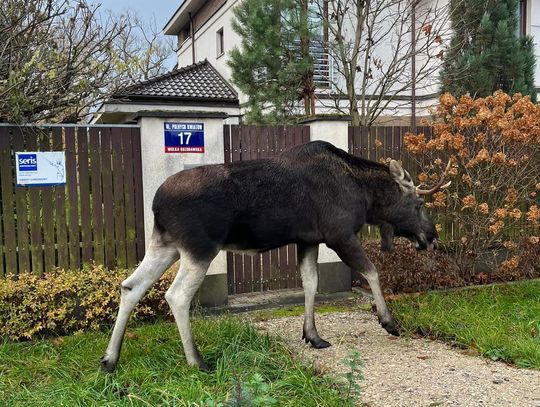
[[88, 1, 182, 69], [89, 1, 180, 32]]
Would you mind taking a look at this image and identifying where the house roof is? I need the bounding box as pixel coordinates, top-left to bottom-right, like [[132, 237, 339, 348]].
[[111, 59, 238, 104]]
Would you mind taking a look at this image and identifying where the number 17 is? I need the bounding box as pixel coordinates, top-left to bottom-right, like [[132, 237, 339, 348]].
[[178, 132, 192, 145]]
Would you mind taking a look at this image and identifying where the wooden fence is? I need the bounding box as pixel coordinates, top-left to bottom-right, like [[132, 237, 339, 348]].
[[223, 124, 310, 295], [0, 124, 145, 277]]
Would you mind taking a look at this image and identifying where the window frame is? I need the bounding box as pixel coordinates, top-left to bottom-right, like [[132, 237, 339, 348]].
[[216, 27, 225, 58]]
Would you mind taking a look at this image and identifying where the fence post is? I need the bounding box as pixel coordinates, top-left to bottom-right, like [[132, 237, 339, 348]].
[[136, 112, 230, 307], [300, 116, 353, 293]]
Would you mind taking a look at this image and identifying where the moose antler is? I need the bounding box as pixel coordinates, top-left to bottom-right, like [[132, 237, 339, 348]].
[[416, 160, 452, 196]]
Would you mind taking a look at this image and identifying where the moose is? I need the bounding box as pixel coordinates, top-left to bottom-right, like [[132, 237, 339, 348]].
[[101, 141, 449, 372]]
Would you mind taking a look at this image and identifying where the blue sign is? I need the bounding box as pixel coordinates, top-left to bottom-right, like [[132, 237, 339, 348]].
[[18, 154, 38, 171], [164, 122, 204, 153]]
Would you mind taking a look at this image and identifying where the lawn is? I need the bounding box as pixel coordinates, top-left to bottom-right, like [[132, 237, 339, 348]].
[[0, 316, 351, 406], [389, 280, 540, 369]]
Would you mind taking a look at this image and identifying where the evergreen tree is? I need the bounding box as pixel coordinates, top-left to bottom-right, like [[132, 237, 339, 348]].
[[228, 0, 315, 123], [441, 0, 536, 101]]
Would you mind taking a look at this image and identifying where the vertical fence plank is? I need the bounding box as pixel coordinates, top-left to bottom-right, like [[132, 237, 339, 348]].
[[11, 127, 30, 273], [227, 250, 235, 295], [361, 126, 369, 158], [111, 128, 127, 269], [0, 127, 16, 276], [89, 128, 104, 265], [77, 127, 92, 264], [223, 124, 231, 164], [356, 126, 363, 158], [53, 128, 69, 270], [234, 253, 244, 294], [287, 243, 296, 289], [101, 128, 115, 268], [384, 126, 393, 160], [121, 128, 137, 267], [65, 128, 79, 271], [25, 129, 43, 275], [40, 128, 56, 273], [270, 249, 280, 290], [131, 127, 145, 261], [348, 125, 354, 154]]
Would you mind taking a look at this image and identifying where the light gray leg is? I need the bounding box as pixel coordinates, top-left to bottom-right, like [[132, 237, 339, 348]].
[[330, 236, 399, 336], [100, 231, 179, 372], [165, 250, 214, 370], [361, 261, 399, 335], [298, 244, 331, 348]]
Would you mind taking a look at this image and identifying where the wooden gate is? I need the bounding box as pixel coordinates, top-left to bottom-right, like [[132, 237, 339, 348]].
[[0, 124, 145, 276], [223, 124, 310, 294]]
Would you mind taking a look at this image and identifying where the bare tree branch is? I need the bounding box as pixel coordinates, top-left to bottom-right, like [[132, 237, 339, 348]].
[[0, 0, 174, 123]]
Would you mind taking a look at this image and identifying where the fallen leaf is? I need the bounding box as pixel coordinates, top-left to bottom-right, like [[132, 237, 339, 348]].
[[126, 332, 138, 340], [52, 337, 64, 347]]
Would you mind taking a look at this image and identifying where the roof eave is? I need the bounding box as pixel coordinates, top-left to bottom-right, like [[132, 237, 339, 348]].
[[110, 94, 239, 105], [163, 0, 208, 35]]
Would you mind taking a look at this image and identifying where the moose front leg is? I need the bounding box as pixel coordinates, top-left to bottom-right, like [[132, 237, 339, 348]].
[[330, 236, 399, 336], [379, 222, 394, 252], [298, 243, 331, 348]]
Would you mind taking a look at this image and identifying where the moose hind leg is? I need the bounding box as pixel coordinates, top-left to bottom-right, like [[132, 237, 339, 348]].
[[100, 232, 179, 373], [298, 244, 330, 348], [165, 250, 213, 370]]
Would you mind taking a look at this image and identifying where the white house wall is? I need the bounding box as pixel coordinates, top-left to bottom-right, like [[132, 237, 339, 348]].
[[177, 0, 247, 103]]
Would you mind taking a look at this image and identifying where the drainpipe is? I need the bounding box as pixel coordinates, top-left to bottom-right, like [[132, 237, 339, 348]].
[[411, 1, 417, 132], [189, 12, 195, 64]]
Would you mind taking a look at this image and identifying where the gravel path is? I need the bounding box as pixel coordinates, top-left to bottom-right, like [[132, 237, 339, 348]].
[[254, 311, 540, 407]]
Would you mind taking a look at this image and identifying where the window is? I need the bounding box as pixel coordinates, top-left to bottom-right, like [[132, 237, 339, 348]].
[[216, 28, 224, 57]]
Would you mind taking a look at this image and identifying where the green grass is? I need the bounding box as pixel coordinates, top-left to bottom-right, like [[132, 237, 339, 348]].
[[389, 280, 540, 369], [0, 316, 350, 406]]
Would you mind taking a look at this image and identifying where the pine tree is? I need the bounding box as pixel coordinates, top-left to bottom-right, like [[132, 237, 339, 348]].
[[441, 0, 536, 101], [228, 0, 315, 123]]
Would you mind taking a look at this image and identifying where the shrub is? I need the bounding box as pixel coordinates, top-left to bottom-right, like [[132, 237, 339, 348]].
[[356, 238, 540, 294], [0, 264, 178, 340], [357, 240, 464, 294], [404, 91, 540, 275]]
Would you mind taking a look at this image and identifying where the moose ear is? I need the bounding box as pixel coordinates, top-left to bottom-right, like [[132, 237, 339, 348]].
[[389, 160, 405, 181], [389, 160, 415, 191]]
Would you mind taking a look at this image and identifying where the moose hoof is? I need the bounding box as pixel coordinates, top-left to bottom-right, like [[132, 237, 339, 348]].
[[100, 356, 117, 373], [189, 352, 211, 372], [311, 338, 332, 349], [381, 320, 400, 336], [302, 333, 332, 349], [195, 361, 211, 372]]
